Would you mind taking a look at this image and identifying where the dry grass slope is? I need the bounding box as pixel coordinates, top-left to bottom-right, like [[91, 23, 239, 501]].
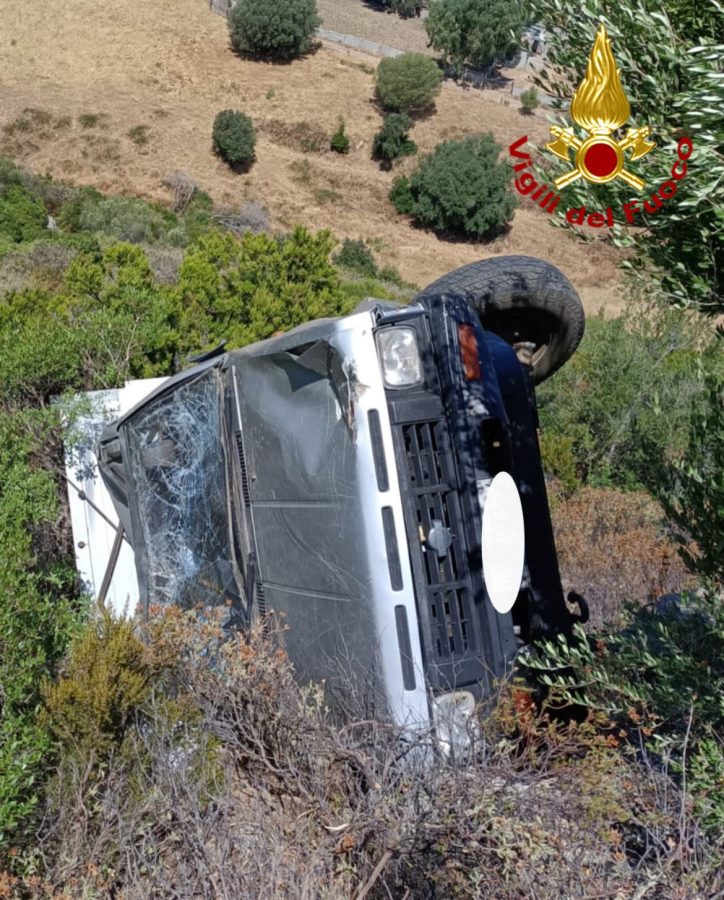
[[0, 0, 621, 309]]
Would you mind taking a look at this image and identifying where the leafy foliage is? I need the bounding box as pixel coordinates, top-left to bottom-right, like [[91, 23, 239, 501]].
[[175, 227, 352, 351], [372, 113, 417, 169], [329, 120, 350, 154], [519, 86, 539, 114], [228, 0, 320, 59], [60, 192, 173, 244], [0, 408, 84, 849], [653, 368, 723, 588], [529, 0, 724, 312], [537, 306, 722, 491], [426, 0, 528, 74], [390, 134, 516, 238], [333, 238, 377, 277], [42, 613, 167, 759], [0, 186, 47, 244], [375, 53, 443, 113], [212, 110, 256, 169], [0, 243, 179, 404], [526, 598, 724, 836]]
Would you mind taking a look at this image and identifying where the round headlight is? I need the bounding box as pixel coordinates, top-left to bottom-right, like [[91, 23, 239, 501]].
[[375, 327, 422, 388]]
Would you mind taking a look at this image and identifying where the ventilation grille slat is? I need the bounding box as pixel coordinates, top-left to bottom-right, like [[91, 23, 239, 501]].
[[400, 420, 475, 662], [234, 431, 252, 507]]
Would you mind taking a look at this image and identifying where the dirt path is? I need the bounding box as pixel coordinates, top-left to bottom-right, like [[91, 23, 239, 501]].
[[0, 0, 622, 311]]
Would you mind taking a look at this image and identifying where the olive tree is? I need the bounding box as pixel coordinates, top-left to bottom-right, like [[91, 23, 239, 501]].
[[228, 0, 320, 60], [425, 0, 527, 74], [530, 0, 723, 312], [390, 134, 516, 239]]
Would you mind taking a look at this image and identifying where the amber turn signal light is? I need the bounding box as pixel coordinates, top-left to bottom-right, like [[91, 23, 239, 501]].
[[458, 323, 482, 380]]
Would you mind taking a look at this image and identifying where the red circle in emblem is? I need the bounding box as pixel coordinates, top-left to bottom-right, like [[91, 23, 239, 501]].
[[584, 142, 619, 177]]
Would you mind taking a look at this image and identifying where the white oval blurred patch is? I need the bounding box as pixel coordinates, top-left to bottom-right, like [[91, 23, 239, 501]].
[[481, 472, 525, 615]]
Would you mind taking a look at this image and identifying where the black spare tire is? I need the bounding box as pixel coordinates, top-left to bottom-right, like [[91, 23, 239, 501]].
[[416, 256, 585, 383]]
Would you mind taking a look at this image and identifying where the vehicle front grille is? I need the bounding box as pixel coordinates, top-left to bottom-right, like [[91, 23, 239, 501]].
[[396, 417, 481, 688]]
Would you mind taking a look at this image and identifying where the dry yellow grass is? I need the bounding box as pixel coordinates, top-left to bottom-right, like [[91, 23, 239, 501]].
[[0, 0, 622, 309]]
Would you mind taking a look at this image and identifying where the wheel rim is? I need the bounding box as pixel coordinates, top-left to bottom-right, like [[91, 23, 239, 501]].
[[480, 309, 557, 373]]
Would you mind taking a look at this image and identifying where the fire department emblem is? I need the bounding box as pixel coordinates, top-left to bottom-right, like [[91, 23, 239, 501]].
[[546, 24, 655, 190]]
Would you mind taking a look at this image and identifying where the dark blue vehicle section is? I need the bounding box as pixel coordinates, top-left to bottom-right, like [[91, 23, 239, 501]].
[[379, 294, 569, 696]]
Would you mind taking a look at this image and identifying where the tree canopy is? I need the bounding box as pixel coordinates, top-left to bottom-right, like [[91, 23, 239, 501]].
[[390, 134, 517, 239], [425, 0, 528, 74], [228, 0, 320, 60], [531, 0, 723, 312]]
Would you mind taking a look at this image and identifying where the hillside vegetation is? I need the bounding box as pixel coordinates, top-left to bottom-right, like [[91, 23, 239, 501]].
[[0, 0, 623, 310], [0, 0, 722, 894], [0, 148, 721, 897]]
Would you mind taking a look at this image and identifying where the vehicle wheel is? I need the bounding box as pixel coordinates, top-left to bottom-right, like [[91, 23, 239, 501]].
[[416, 256, 585, 383]]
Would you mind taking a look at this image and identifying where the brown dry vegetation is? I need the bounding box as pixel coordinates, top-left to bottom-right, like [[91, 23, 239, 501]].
[[3, 610, 712, 900], [0, 0, 621, 309], [551, 485, 694, 628]]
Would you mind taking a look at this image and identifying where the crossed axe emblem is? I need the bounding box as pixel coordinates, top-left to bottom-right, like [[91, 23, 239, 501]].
[[546, 125, 655, 191]]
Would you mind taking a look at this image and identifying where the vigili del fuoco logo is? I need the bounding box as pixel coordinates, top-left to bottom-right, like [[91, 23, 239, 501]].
[[508, 23, 693, 227]]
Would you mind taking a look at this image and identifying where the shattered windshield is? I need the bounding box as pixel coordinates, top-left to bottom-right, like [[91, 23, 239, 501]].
[[124, 367, 239, 611]]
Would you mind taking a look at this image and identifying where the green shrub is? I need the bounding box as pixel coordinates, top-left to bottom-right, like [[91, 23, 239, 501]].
[[334, 238, 377, 277], [530, 0, 722, 313], [176, 227, 351, 352], [0, 408, 84, 851], [228, 0, 320, 59], [372, 113, 417, 169], [42, 613, 161, 759], [537, 309, 722, 491], [375, 53, 443, 113], [69, 196, 171, 244], [382, 0, 420, 15], [212, 110, 256, 169], [389, 134, 516, 239], [654, 370, 723, 589], [0, 244, 179, 404], [329, 120, 350, 154], [0, 186, 47, 243], [426, 0, 526, 74], [519, 86, 539, 114], [526, 598, 724, 836]]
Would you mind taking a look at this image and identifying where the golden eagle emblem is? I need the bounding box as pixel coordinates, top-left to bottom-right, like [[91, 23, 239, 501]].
[[546, 24, 655, 190]]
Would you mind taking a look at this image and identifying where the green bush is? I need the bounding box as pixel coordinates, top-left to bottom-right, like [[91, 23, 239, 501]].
[[375, 53, 443, 113], [0, 408, 84, 851], [329, 120, 350, 154], [228, 0, 320, 59], [530, 0, 723, 313], [389, 134, 516, 239], [42, 613, 162, 759], [0, 186, 47, 243], [333, 238, 377, 277], [0, 244, 179, 404], [64, 195, 172, 244], [519, 86, 539, 114], [426, 0, 526, 74], [382, 0, 420, 15], [526, 597, 724, 836], [212, 110, 256, 169], [537, 309, 722, 492], [372, 113, 417, 169], [176, 227, 352, 352], [654, 370, 723, 589]]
